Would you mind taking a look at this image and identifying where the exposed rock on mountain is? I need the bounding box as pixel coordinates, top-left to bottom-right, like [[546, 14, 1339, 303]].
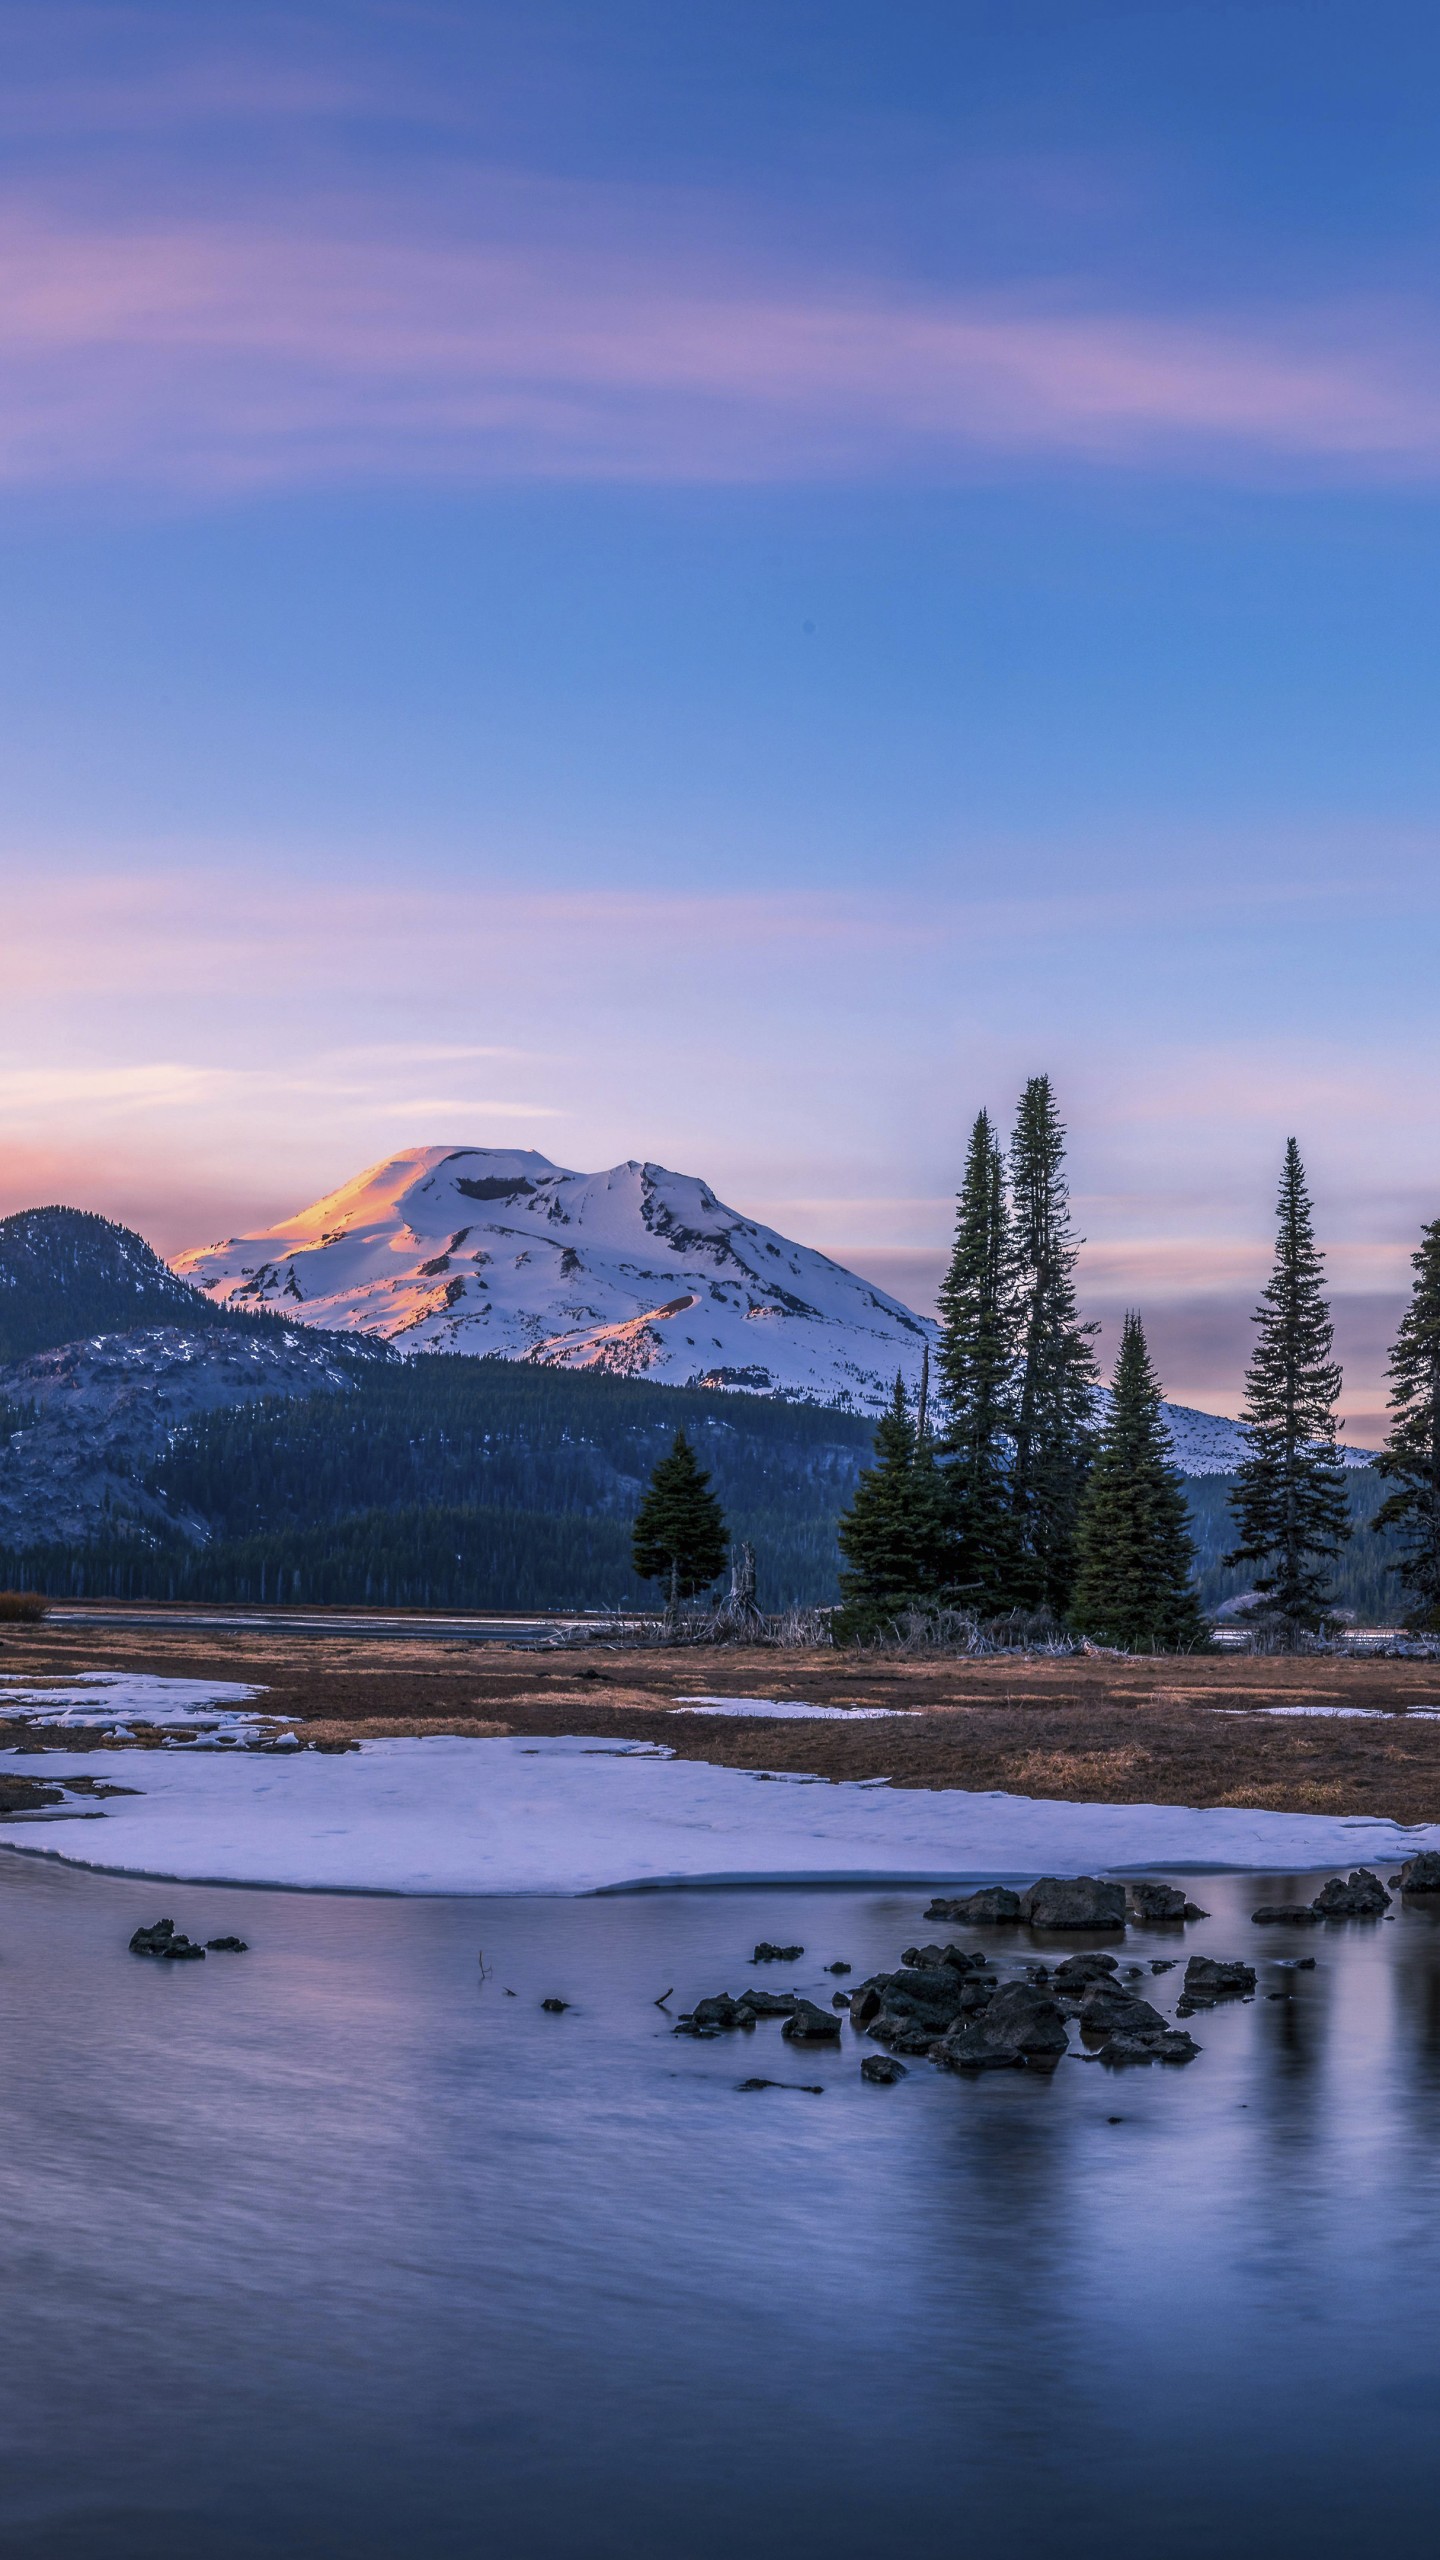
[[0, 1324, 383, 1551], [173, 1146, 934, 1413]]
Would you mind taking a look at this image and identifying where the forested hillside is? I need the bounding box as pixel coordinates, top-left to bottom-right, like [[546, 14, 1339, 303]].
[[1184, 1468, 1405, 1623], [0, 1358, 875, 1609]]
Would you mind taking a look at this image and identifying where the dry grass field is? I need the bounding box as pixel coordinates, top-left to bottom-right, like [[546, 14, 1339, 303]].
[[5, 1609, 1440, 1823]]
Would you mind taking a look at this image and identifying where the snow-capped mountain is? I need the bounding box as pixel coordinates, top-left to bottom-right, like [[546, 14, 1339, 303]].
[[172, 1146, 935, 1413], [171, 1143, 1378, 1459]]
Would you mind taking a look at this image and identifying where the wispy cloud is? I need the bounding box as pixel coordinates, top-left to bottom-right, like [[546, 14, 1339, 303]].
[[1, 194, 1439, 490]]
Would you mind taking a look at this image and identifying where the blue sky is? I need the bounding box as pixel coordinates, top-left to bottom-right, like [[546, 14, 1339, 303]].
[[5, 0, 1440, 1434]]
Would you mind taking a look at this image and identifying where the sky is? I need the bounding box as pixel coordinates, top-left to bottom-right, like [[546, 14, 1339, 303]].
[[6, 0, 1440, 1440]]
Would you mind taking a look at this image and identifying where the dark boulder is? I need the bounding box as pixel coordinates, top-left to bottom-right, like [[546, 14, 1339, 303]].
[[1125, 1881, 1190, 1923], [1252, 1904, 1324, 1924], [937, 1982, 1070, 2072], [1052, 1951, 1120, 1990], [1179, 1956, 1255, 2008], [736, 1988, 799, 2020], [205, 1936, 249, 1953], [924, 1887, 1021, 1924], [541, 1997, 570, 2013], [782, 1998, 843, 2044], [826, 1961, 852, 1975], [1077, 1983, 1170, 2039], [129, 1917, 205, 1960], [850, 1963, 991, 2055], [861, 2054, 908, 2084], [675, 1992, 753, 2035], [1311, 1869, 1391, 1918], [753, 1942, 804, 1963], [900, 1942, 986, 1973], [1018, 1876, 1126, 1932], [1097, 2027, 1200, 2066], [1393, 1852, 1440, 1894]]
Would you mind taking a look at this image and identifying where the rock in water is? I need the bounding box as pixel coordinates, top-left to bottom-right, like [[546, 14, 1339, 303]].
[[1310, 1869, 1392, 1918], [900, 1943, 988, 1973], [1179, 1956, 1255, 2007], [205, 1935, 249, 1953], [1018, 1877, 1127, 1931], [937, 1983, 1070, 2072], [924, 1888, 1021, 1925], [1393, 1852, 1440, 1894], [781, 1998, 843, 2044], [861, 2055, 908, 2085], [752, 1942, 804, 1963], [1051, 1951, 1120, 1991], [541, 1997, 571, 2013], [1097, 2027, 1200, 2066], [735, 1988, 800, 2021], [674, 1993, 753, 2034], [1125, 1881, 1190, 1923], [1076, 1984, 1170, 2040], [129, 1917, 206, 1960], [849, 1966, 992, 2055]]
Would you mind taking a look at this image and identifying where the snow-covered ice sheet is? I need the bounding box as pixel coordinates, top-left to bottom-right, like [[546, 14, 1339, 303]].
[[2, 1734, 1437, 1896], [0, 1673, 272, 1735], [675, 1696, 910, 1721]]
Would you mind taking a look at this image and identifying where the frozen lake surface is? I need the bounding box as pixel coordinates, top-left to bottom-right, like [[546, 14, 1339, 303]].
[[4, 1856, 1440, 2558]]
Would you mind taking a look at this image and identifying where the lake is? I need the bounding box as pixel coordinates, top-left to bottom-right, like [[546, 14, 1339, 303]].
[[2, 1852, 1438, 2558]]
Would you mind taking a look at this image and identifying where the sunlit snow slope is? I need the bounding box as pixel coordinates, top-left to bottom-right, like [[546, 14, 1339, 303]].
[[173, 1147, 934, 1412]]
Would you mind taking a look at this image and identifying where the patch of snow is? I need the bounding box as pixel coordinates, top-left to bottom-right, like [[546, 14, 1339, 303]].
[[0, 1672, 268, 1731], [675, 1696, 912, 1721], [2, 1732, 1435, 1895], [1220, 1703, 1440, 1721]]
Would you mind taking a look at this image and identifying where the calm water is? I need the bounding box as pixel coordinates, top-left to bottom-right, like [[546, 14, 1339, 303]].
[[3, 1852, 1440, 2559]]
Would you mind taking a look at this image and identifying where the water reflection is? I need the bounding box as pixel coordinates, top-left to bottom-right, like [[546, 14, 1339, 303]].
[[2, 1858, 1440, 2558]]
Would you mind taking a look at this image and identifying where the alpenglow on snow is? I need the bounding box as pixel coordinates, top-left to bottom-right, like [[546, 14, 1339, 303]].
[[170, 1143, 1373, 1459], [172, 1147, 935, 1412]]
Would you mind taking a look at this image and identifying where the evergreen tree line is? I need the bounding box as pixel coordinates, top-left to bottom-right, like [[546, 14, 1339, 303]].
[[825, 1084, 1440, 1646]]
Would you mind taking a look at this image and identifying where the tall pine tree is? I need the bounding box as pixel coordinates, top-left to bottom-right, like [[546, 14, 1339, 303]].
[[835, 1374, 950, 1640], [632, 1430, 729, 1610], [1373, 1218, 1440, 1624], [1007, 1075, 1099, 1614], [1071, 1312, 1205, 1651], [1225, 1139, 1350, 1632], [935, 1109, 1019, 1606]]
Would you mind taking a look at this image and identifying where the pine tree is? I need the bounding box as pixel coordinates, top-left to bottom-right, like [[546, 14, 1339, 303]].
[[835, 1374, 949, 1640], [631, 1430, 729, 1608], [1071, 1312, 1206, 1650], [1373, 1218, 1440, 1624], [935, 1109, 1019, 1606], [1225, 1139, 1350, 1632], [1007, 1075, 1099, 1614]]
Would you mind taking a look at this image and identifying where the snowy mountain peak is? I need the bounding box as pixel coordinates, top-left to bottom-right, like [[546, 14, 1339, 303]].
[[172, 1146, 934, 1412]]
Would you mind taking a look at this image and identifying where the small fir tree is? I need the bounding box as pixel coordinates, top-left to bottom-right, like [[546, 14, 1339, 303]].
[[1007, 1075, 1099, 1614], [935, 1109, 1020, 1606], [1071, 1312, 1206, 1651], [835, 1374, 950, 1640], [1373, 1218, 1440, 1624], [1226, 1139, 1350, 1632], [631, 1430, 729, 1610]]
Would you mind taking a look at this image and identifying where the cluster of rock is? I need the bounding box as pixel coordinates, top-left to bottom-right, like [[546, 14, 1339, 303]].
[[850, 1943, 1207, 2070], [674, 1986, 843, 2044], [128, 1917, 249, 1960], [925, 1876, 1208, 1929], [1252, 1868, 1393, 1923]]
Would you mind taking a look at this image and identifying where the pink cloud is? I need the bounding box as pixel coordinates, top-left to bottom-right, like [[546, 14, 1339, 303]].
[[0, 197, 1437, 488]]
